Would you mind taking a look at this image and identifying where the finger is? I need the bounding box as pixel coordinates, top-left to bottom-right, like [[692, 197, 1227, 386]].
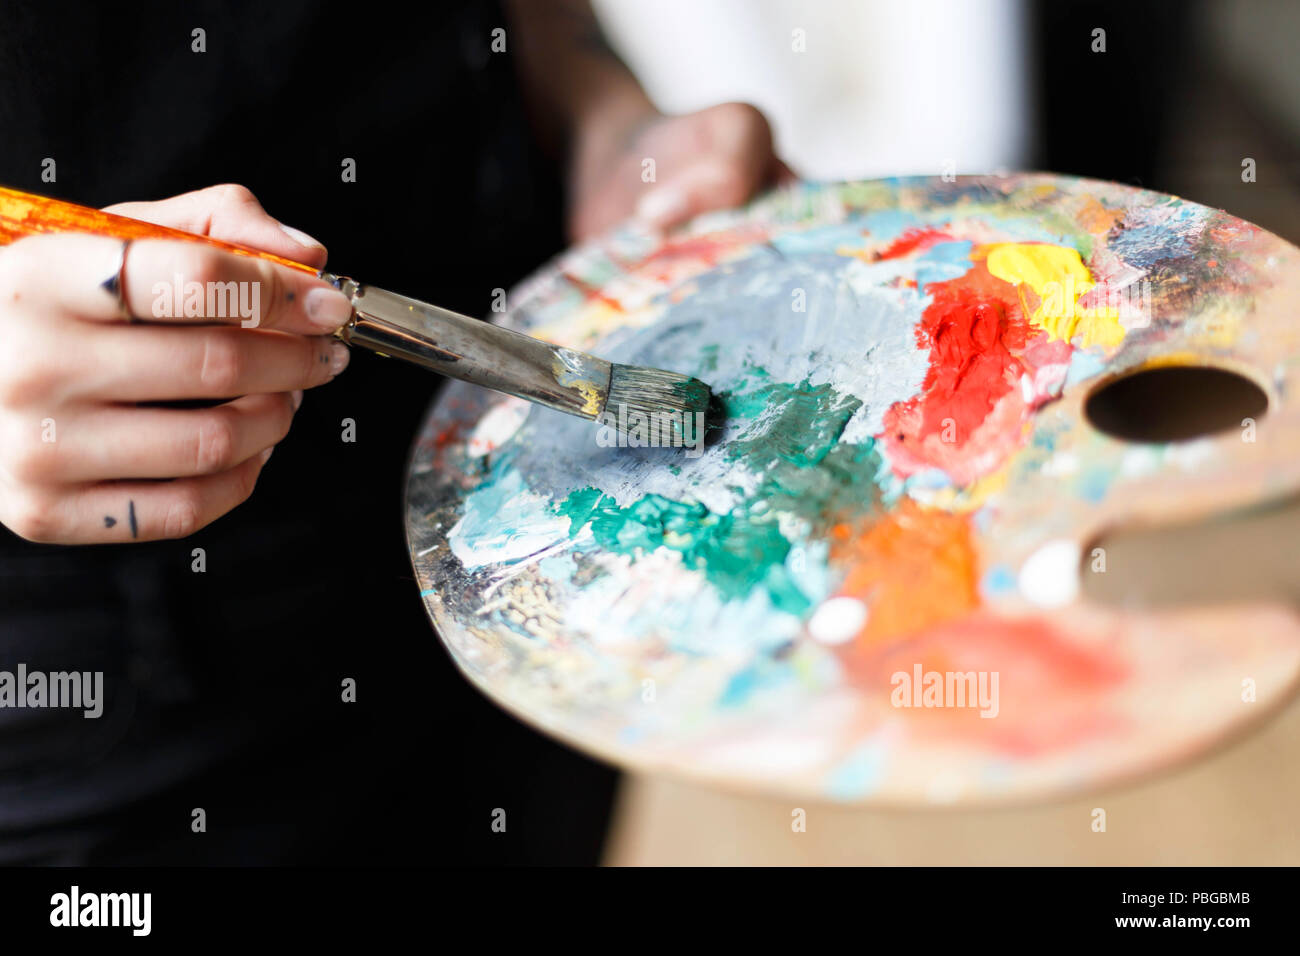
[[634, 103, 777, 231], [104, 183, 328, 269], [3, 233, 353, 333], [3, 449, 273, 544], [79, 325, 348, 403], [122, 239, 352, 333], [773, 158, 799, 186], [635, 157, 765, 231], [702, 102, 778, 184], [32, 392, 299, 483]]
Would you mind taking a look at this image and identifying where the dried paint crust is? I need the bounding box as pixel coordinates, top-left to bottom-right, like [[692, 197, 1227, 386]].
[[407, 175, 1300, 805]]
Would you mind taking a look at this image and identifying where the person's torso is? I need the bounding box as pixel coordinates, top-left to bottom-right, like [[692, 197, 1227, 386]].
[[0, 0, 564, 830]]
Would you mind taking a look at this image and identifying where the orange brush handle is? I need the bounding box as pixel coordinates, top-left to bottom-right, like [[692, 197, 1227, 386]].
[[0, 185, 320, 275]]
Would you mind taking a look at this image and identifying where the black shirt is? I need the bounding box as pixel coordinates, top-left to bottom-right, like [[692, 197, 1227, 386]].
[[0, 0, 614, 864]]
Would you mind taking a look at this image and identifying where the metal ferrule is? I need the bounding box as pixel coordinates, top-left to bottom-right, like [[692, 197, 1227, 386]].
[[319, 273, 612, 420]]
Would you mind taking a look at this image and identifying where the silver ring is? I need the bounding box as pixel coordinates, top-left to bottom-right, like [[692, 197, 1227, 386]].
[[99, 239, 133, 321]]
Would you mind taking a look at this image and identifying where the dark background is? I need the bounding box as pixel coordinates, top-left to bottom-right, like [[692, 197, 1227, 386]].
[[1032, 0, 1300, 245], [0, 0, 1296, 865], [0, 0, 612, 866]]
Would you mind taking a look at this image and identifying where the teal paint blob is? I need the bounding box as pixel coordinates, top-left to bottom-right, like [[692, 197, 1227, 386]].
[[554, 377, 886, 614]]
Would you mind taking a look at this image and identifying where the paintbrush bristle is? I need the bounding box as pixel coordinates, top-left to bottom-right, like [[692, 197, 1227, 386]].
[[604, 364, 714, 448]]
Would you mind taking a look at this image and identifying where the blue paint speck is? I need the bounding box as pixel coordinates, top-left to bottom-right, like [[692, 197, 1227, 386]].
[[981, 564, 1017, 596]]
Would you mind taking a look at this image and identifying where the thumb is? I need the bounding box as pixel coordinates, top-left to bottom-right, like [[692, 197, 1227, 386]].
[[634, 158, 765, 232]]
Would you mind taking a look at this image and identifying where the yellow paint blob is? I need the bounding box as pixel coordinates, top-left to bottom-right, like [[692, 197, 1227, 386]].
[[985, 243, 1125, 348], [924, 461, 1011, 513], [550, 356, 605, 417], [575, 381, 603, 416]]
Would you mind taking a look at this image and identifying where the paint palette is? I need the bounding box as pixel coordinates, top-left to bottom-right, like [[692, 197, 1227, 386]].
[[405, 175, 1300, 805]]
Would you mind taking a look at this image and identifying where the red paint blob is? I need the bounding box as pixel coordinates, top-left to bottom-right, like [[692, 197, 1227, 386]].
[[884, 263, 1029, 448], [854, 613, 1130, 756], [874, 226, 953, 261]]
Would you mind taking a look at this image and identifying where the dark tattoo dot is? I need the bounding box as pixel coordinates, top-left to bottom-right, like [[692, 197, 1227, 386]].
[[104, 515, 116, 528], [286, 291, 295, 302]]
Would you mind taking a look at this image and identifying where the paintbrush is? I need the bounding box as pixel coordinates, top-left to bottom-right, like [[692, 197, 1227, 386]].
[[0, 186, 713, 446]]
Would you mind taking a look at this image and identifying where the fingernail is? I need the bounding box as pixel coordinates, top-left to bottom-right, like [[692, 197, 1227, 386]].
[[305, 287, 353, 331], [291, 389, 303, 411], [329, 341, 350, 376], [635, 185, 689, 226], [278, 222, 325, 251], [259, 446, 275, 464]]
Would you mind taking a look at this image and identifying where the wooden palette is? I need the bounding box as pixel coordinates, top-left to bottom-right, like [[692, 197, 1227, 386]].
[[404, 175, 1300, 805]]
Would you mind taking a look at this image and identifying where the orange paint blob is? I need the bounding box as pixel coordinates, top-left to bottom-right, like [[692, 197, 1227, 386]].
[[831, 501, 979, 647], [1075, 196, 1124, 236], [560, 271, 625, 312]]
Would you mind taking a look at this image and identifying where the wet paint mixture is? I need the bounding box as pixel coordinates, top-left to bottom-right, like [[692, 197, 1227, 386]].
[[409, 176, 1300, 803]]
